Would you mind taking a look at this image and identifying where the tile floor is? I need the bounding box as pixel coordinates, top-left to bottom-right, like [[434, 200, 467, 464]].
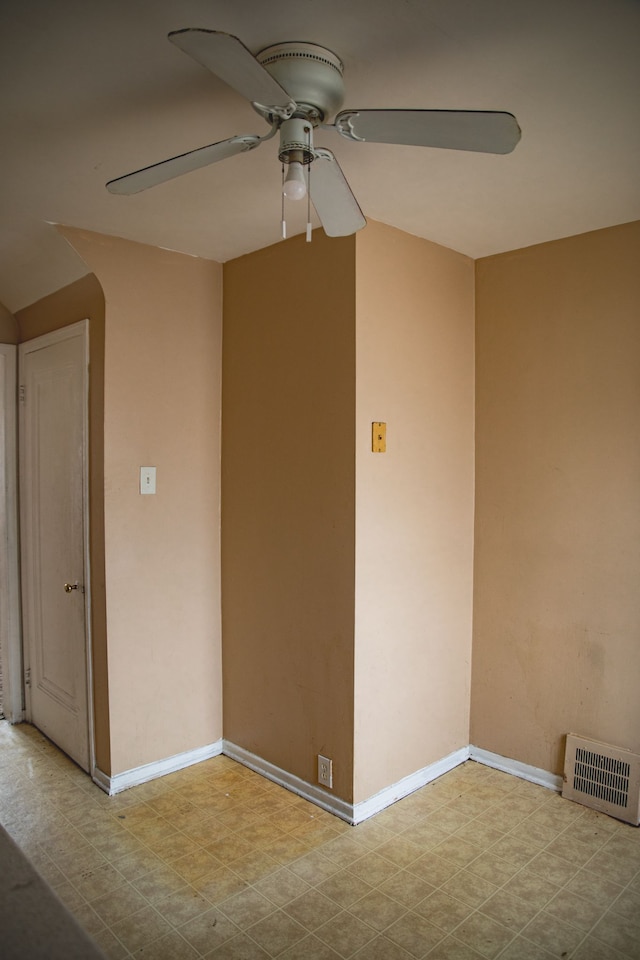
[[1, 722, 639, 960]]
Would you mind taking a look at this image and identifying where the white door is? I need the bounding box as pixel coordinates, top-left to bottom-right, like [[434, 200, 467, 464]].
[[19, 321, 91, 772], [0, 344, 22, 723]]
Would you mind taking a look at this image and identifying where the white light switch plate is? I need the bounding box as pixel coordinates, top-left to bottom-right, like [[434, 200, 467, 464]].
[[140, 466, 156, 495]]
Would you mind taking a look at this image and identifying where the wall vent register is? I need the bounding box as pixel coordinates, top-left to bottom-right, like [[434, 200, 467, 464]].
[[563, 733, 640, 826]]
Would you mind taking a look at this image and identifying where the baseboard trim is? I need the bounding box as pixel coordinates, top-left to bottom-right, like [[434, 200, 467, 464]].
[[352, 747, 471, 824], [223, 741, 471, 825], [470, 745, 562, 792], [91, 739, 560, 815], [222, 740, 356, 823], [93, 739, 224, 796]]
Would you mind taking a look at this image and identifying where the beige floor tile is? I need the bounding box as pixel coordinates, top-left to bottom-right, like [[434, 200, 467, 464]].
[[228, 849, 281, 883], [351, 935, 415, 959], [377, 869, 436, 907], [486, 834, 539, 868], [315, 910, 377, 957], [280, 934, 344, 958], [611, 887, 640, 923], [384, 910, 445, 957], [323, 834, 372, 868], [550, 832, 603, 867], [497, 936, 556, 959], [441, 870, 499, 909], [401, 819, 450, 851], [348, 851, 401, 886], [453, 913, 514, 958], [526, 850, 580, 886], [478, 889, 540, 932], [350, 819, 397, 851], [571, 937, 629, 960], [376, 836, 424, 868], [252, 865, 312, 907], [219, 887, 277, 928], [262, 832, 311, 865], [132, 861, 191, 902], [173, 847, 223, 883], [234, 819, 287, 848], [347, 888, 408, 932], [131, 929, 200, 958], [407, 852, 461, 887], [284, 888, 343, 930], [521, 912, 585, 957], [92, 925, 130, 959], [543, 887, 607, 932], [584, 848, 640, 886], [287, 851, 341, 885], [564, 867, 625, 907], [179, 906, 241, 953], [52, 879, 88, 911], [590, 909, 640, 957], [111, 847, 163, 881], [424, 807, 473, 836], [375, 804, 429, 833], [500, 866, 561, 910], [181, 815, 230, 845], [247, 909, 308, 955], [90, 881, 150, 925], [412, 890, 474, 933], [453, 822, 505, 850], [205, 932, 270, 958], [207, 833, 255, 864], [425, 935, 485, 959], [110, 903, 173, 952], [316, 870, 374, 907], [432, 836, 484, 869], [465, 851, 520, 886], [68, 900, 107, 936], [153, 886, 213, 925], [194, 865, 250, 903]]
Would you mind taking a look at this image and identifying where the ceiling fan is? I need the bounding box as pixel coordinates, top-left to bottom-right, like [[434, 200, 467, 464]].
[[106, 29, 521, 238]]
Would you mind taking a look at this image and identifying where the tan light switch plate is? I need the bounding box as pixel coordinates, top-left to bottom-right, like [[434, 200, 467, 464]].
[[372, 422, 386, 453]]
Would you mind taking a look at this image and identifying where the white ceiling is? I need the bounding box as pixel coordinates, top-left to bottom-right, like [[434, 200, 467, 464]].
[[1, 0, 639, 312]]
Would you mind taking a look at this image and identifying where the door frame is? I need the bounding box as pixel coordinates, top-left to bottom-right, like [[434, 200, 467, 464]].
[[18, 320, 95, 774], [0, 343, 23, 723]]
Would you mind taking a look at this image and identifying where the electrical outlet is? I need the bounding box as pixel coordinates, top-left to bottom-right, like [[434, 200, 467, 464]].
[[317, 754, 333, 788]]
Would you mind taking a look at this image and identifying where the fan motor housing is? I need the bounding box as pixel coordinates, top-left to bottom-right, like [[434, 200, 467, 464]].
[[256, 42, 344, 123]]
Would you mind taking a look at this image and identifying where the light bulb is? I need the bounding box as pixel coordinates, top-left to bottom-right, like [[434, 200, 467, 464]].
[[282, 161, 307, 201]]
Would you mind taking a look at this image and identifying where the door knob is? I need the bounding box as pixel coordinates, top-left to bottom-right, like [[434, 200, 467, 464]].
[[64, 581, 80, 593]]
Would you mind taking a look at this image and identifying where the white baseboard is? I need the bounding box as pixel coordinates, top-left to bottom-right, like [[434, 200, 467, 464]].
[[93, 739, 224, 795], [222, 741, 356, 823], [352, 747, 471, 824], [224, 741, 471, 825], [470, 745, 562, 792], [91, 738, 560, 820]]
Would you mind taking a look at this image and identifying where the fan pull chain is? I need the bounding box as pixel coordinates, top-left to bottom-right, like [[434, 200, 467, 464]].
[[306, 129, 312, 242], [281, 163, 287, 239]]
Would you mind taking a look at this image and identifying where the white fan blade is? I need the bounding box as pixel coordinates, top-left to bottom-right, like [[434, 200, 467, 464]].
[[332, 109, 521, 154], [310, 149, 366, 237], [106, 135, 262, 194], [169, 29, 294, 111]]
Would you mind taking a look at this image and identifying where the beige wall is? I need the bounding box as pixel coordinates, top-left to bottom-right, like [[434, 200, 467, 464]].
[[60, 229, 223, 775], [472, 221, 640, 774], [0, 303, 18, 343], [16, 274, 110, 773], [354, 222, 476, 802], [222, 231, 357, 801]]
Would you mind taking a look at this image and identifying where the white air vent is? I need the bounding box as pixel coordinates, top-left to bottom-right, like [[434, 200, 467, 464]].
[[563, 734, 640, 826]]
